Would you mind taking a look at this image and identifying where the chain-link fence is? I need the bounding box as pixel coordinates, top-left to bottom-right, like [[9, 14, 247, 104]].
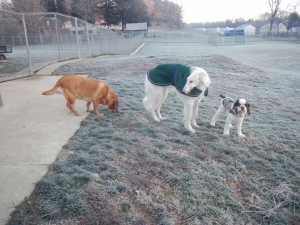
[[144, 30, 210, 43], [144, 29, 300, 44], [0, 10, 144, 82]]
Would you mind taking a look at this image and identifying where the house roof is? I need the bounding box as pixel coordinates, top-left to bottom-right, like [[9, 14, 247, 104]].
[[291, 26, 300, 32], [235, 24, 255, 30], [259, 23, 286, 30], [260, 24, 276, 29]]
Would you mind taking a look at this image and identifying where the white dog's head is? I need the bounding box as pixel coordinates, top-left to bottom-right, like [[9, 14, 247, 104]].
[[231, 99, 250, 116], [182, 66, 210, 94]]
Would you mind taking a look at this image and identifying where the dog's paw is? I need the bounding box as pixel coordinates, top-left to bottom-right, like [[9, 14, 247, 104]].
[[157, 114, 163, 120], [210, 122, 215, 126], [190, 129, 196, 133], [223, 132, 230, 136], [238, 133, 246, 138], [185, 126, 196, 133], [96, 113, 104, 116], [192, 120, 200, 128], [154, 118, 160, 122]]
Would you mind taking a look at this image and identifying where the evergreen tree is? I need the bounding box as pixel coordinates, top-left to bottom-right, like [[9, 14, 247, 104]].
[[41, 0, 67, 14], [97, 0, 120, 27], [124, 0, 149, 24], [286, 12, 300, 31], [115, 0, 130, 30]]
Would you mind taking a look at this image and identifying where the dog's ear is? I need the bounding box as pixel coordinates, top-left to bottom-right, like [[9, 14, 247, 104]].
[[245, 103, 250, 115], [190, 66, 198, 72], [113, 99, 119, 108], [234, 100, 240, 107], [232, 100, 240, 114]]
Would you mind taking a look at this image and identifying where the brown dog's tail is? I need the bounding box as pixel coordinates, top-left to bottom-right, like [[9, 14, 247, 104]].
[[220, 94, 226, 98], [42, 82, 60, 95]]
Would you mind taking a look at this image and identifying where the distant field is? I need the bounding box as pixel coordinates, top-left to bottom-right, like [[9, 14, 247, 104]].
[[7, 42, 300, 224]]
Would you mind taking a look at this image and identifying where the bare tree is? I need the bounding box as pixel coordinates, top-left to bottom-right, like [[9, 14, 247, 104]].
[[267, 0, 282, 31], [71, 0, 99, 23], [258, 12, 271, 21]]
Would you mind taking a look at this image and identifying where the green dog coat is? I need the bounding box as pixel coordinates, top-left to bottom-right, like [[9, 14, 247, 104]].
[[147, 64, 207, 97]]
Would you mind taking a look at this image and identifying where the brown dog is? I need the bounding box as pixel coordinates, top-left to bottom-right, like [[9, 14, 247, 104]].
[[42, 75, 119, 116]]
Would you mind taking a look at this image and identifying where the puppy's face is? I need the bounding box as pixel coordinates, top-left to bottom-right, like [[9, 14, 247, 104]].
[[232, 99, 250, 115], [182, 67, 210, 94]]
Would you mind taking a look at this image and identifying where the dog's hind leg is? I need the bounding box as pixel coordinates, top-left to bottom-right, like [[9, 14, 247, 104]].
[[66, 101, 72, 112], [63, 90, 81, 116], [156, 88, 169, 120], [143, 78, 161, 122], [68, 100, 81, 116], [143, 96, 160, 122], [210, 105, 225, 126]]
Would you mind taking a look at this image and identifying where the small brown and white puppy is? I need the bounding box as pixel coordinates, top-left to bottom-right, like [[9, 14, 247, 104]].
[[210, 94, 250, 137], [42, 75, 119, 116]]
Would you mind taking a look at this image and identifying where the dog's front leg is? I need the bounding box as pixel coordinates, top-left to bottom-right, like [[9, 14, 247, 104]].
[[223, 116, 234, 136], [92, 101, 104, 116], [236, 120, 245, 138], [86, 102, 93, 112], [191, 97, 202, 128], [183, 102, 195, 133]]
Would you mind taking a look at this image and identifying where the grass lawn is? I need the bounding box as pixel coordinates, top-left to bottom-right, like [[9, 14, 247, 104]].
[[7, 44, 300, 225]]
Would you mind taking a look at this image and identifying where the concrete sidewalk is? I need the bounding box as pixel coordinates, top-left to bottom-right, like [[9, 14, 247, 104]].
[[0, 74, 89, 224]]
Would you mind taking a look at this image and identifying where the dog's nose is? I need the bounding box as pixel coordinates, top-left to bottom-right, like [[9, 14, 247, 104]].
[[241, 107, 245, 111]]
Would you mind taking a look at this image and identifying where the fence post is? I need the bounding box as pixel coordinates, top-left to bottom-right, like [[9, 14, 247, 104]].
[[55, 14, 61, 60], [75, 17, 81, 58], [0, 92, 3, 108], [85, 22, 91, 57], [22, 13, 33, 74]]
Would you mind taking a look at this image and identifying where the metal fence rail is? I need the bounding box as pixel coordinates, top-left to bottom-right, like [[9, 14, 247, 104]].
[[0, 10, 144, 82]]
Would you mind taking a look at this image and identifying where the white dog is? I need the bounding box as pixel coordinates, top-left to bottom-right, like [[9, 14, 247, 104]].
[[210, 95, 250, 137], [143, 63, 211, 133]]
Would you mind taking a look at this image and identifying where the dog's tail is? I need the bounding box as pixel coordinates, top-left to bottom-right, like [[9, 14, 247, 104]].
[[42, 81, 60, 95], [220, 94, 226, 98]]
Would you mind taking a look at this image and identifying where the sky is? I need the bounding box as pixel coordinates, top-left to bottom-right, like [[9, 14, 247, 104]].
[[170, 0, 299, 23]]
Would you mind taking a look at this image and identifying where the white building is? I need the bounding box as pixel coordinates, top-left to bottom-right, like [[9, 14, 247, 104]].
[[219, 27, 234, 36], [235, 24, 256, 36], [258, 23, 286, 35], [125, 22, 147, 31]]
